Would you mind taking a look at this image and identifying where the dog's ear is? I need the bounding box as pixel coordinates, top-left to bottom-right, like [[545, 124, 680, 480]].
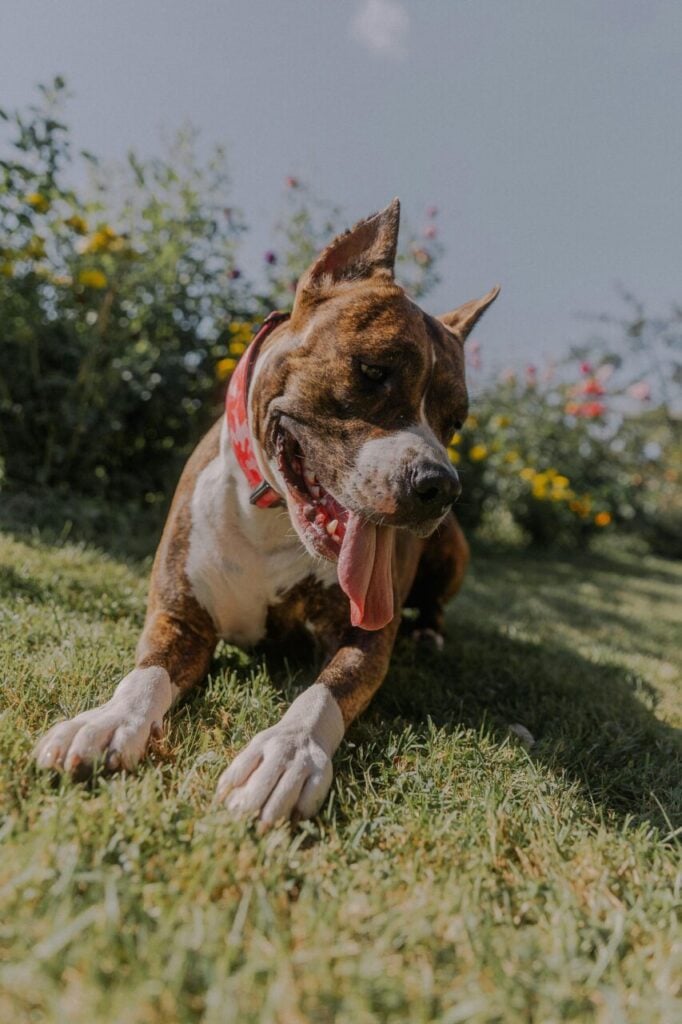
[[439, 285, 500, 341], [294, 198, 400, 307]]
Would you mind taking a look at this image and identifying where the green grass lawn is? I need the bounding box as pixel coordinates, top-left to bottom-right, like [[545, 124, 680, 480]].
[[0, 506, 680, 1023]]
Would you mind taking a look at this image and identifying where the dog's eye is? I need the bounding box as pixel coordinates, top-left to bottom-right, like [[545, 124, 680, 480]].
[[359, 362, 388, 383]]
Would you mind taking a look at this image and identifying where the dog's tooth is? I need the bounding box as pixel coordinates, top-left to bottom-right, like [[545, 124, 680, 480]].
[[310, 485, 321, 498], [303, 468, 317, 487], [326, 519, 338, 537]]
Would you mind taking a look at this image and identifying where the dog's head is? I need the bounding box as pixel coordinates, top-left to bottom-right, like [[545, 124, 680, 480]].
[[251, 199, 499, 630]]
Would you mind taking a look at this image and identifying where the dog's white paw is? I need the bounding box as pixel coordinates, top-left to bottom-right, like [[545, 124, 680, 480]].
[[216, 683, 344, 827], [34, 667, 173, 776]]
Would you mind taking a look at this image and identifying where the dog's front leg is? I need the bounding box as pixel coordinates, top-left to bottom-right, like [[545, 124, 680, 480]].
[[216, 620, 398, 827], [35, 609, 216, 777]]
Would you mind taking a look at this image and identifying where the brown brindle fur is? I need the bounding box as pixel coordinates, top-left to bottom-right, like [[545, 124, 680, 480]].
[[133, 201, 496, 732], [136, 422, 219, 693]]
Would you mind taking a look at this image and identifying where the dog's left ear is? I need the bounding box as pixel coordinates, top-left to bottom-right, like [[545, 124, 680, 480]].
[[293, 198, 400, 309], [439, 285, 500, 341]]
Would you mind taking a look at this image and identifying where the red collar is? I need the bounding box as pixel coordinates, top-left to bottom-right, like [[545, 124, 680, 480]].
[[225, 310, 290, 508]]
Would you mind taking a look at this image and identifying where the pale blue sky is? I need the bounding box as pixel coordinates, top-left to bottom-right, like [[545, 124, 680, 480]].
[[1, 0, 681, 371]]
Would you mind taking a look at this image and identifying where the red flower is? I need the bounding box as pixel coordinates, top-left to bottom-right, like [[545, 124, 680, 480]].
[[580, 378, 605, 396], [580, 361, 592, 375], [581, 401, 606, 418], [565, 400, 606, 418]]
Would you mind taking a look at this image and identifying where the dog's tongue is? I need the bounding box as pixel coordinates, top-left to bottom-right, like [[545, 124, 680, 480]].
[[338, 513, 394, 631]]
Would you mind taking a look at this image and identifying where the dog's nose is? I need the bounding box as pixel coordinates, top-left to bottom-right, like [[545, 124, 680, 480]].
[[411, 462, 462, 510]]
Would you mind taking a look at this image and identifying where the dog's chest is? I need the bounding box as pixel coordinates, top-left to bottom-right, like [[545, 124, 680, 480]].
[[185, 449, 336, 647]]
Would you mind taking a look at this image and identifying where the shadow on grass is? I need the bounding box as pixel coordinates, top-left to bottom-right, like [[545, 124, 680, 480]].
[[0, 487, 166, 563], [6, 487, 680, 834], [371, 624, 682, 835]]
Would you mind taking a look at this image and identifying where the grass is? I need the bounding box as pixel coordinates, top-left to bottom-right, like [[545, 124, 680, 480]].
[[0, 499, 680, 1023]]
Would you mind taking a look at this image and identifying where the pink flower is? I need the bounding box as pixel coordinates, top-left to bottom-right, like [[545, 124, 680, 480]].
[[467, 339, 482, 371], [263, 250, 277, 265], [628, 380, 651, 402], [525, 364, 537, 385], [285, 176, 299, 189], [596, 363, 614, 383], [426, 205, 438, 218], [228, 267, 241, 280], [580, 361, 592, 375], [423, 225, 437, 239]]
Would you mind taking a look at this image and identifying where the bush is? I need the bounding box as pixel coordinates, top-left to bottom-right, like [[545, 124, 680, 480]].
[[452, 356, 681, 550], [0, 81, 441, 502]]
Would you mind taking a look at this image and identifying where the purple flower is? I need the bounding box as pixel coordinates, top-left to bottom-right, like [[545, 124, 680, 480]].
[[264, 250, 277, 265], [228, 267, 242, 280]]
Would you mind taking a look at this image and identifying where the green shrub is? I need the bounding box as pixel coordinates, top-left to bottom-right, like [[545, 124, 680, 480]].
[[452, 360, 681, 549], [0, 80, 442, 502]]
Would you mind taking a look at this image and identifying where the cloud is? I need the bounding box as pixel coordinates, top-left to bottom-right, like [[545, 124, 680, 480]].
[[351, 0, 410, 59]]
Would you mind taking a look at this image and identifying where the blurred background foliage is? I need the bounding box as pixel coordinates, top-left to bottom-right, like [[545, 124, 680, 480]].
[[1, 80, 680, 554]]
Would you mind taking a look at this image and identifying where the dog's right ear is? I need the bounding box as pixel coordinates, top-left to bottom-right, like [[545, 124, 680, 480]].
[[293, 198, 400, 311]]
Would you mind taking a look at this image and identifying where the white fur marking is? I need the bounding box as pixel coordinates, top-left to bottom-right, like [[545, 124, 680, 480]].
[[34, 666, 173, 773], [216, 683, 345, 825], [186, 421, 335, 646]]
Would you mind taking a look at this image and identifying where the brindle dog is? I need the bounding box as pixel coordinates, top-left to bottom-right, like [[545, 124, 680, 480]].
[[35, 199, 499, 826]]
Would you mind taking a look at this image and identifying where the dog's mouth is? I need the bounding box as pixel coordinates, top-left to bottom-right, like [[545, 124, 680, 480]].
[[276, 426, 349, 559], [275, 425, 394, 631]]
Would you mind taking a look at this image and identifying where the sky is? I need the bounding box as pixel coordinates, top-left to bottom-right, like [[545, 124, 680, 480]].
[[1, 0, 681, 374]]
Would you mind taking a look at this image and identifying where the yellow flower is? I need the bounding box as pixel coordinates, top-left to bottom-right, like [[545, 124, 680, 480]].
[[216, 357, 238, 381], [490, 414, 510, 430], [78, 268, 108, 289], [504, 450, 520, 463], [0, 262, 13, 278], [65, 213, 89, 235], [594, 511, 612, 527], [83, 225, 120, 254], [229, 321, 253, 342], [26, 192, 50, 213], [469, 444, 488, 462], [520, 467, 536, 481], [553, 475, 570, 490], [449, 432, 461, 447], [532, 476, 549, 499], [449, 449, 461, 464], [25, 236, 46, 259], [464, 414, 478, 429], [230, 341, 247, 356]]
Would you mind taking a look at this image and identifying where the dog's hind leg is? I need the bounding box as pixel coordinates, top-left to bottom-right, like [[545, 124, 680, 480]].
[[405, 512, 469, 648]]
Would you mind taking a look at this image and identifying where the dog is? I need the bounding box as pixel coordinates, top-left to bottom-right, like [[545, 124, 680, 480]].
[[35, 199, 499, 826]]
